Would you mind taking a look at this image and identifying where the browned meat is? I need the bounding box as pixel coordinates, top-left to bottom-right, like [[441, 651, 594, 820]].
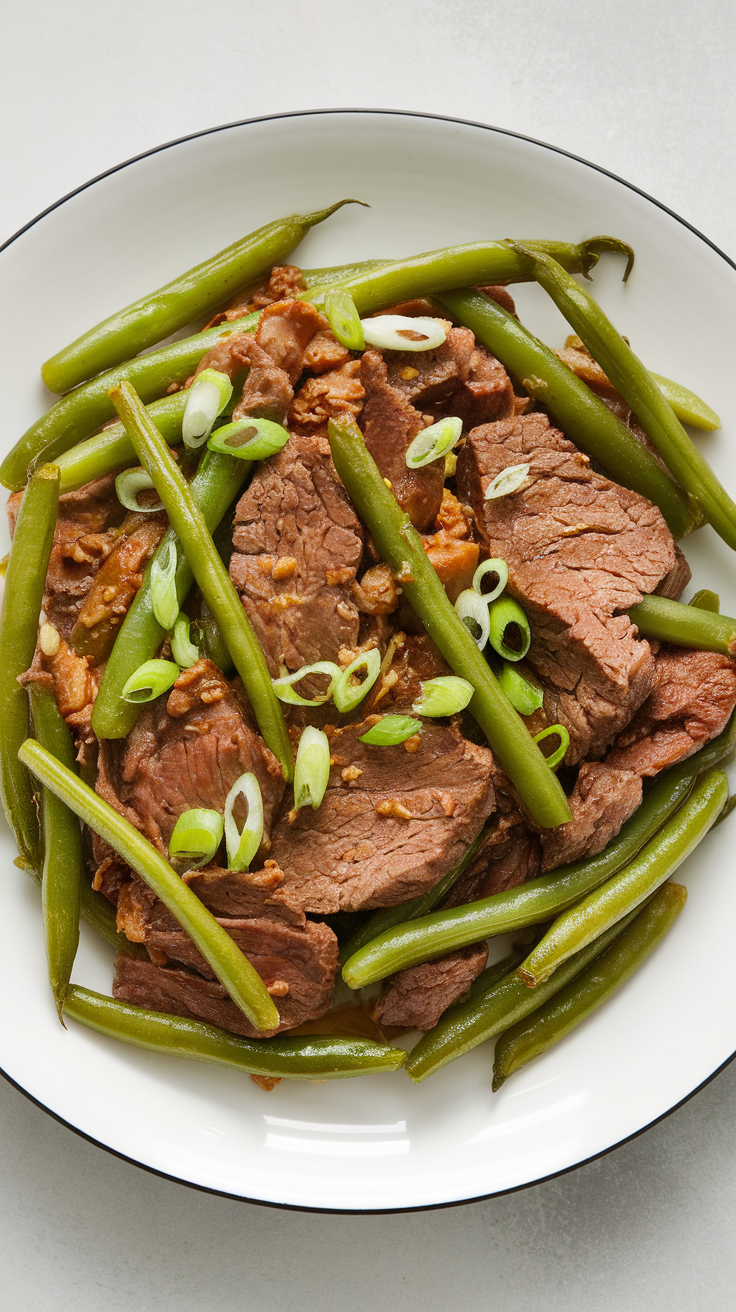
[[165, 658, 229, 718], [182, 862, 304, 925], [382, 325, 475, 409], [656, 545, 692, 600], [269, 718, 496, 913], [94, 662, 284, 856], [458, 412, 678, 763], [8, 472, 126, 642], [254, 300, 329, 384], [374, 942, 489, 1031], [445, 797, 541, 906], [289, 361, 365, 433], [71, 511, 168, 663], [367, 632, 451, 712], [359, 349, 444, 531], [441, 345, 521, 429], [206, 265, 308, 324], [229, 433, 363, 676], [193, 332, 293, 424], [607, 646, 736, 776], [423, 534, 479, 603], [353, 563, 402, 616], [303, 330, 351, 374], [539, 761, 643, 872], [113, 905, 338, 1038]]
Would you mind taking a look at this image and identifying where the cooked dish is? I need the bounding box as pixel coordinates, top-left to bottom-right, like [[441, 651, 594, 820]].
[[2, 202, 734, 1092]]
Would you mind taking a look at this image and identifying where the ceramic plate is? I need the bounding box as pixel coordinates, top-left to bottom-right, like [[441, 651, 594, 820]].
[[1, 110, 735, 1212]]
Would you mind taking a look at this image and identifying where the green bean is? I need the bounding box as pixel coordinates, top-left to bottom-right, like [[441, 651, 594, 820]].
[[629, 594, 736, 656], [0, 463, 59, 871], [405, 906, 641, 1082], [341, 749, 702, 990], [302, 259, 390, 287], [518, 768, 727, 987], [327, 418, 570, 829], [338, 831, 485, 965], [42, 202, 359, 395], [92, 448, 252, 740], [511, 243, 736, 549], [27, 683, 82, 1020], [109, 383, 292, 779], [306, 236, 628, 318], [689, 589, 720, 613], [55, 392, 188, 493], [493, 882, 687, 1089], [18, 739, 280, 1032], [437, 289, 696, 540], [64, 985, 405, 1080], [650, 373, 721, 431]]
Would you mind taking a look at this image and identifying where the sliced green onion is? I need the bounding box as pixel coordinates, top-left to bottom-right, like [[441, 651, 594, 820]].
[[361, 315, 447, 352], [224, 772, 263, 872], [412, 676, 474, 717], [484, 462, 531, 500], [405, 417, 463, 469], [171, 613, 200, 669], [114, 467, 163, 513], [121, 659, 180, 703], [207, 417, 289, 461], [454, 588, 490, 650], [488, 596, 531, 662], [169, 808, 224, 869], [472, 557, 508, 602], [272, 661, 341, 707], [498, 662, 544, 715], [150, 539, 180, 631], [324, 288, 365, 351], [360, 716, 422, 746], [332, 648, 382, 714], [293, 726, 331, 811], [534, 724, 570, 770], [183, 369, 233, 449]]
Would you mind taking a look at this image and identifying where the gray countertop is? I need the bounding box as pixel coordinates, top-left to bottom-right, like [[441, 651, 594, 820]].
[[2, 2, 735, 1306]]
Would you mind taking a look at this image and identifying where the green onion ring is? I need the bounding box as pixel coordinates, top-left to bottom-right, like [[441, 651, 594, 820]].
[[183, 369, 233, 449], [121, 658, 180, 703], [484, 463, 531, 500], [359, 716, 422, 746], [498, 663, 544, 715], [333, 648, 382, 713], [114, 467, 163, 513], [405, 417, 463, 469], [488, 596, 531, 662], [293, 727, 331, 810], [361, 315, 447, 352], [169, 808, 224, 869], [412, 676, 474, 717], [171, 613, 200, 669], [224, 772, 263, 872], [208, 417, 290, 461], [324, 288, 365, 351], [454, 588, 490, 650], [534, 724, 570, 770], [472, 557, 508, 602], [272, 661, 341, 706], [150, 539, 180, 631]]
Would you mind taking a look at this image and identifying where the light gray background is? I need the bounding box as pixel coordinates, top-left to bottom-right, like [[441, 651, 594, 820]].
[[2, 2, 735, 1307]]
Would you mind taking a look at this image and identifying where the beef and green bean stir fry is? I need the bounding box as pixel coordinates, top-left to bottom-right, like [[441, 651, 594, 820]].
[[2, 202, 735, 1093]]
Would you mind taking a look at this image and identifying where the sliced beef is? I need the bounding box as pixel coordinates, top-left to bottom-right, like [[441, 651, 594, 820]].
[[289, 361, 365, 433], [205, 264, 308, 325], [182, 862, 305, 925], [458, 412, 678, 763], [539, 761, 643, 872], [71, 511, 168, 664], [444, 783, 541, 906], [229, 433, 363, 676], [374, 942, 489, 1031], [607, 646, 736, 776], [193, 332, 293, 424], [254, 300, 329, 383], [113, 905, 338, 1038], [269, 718, 496, 913], [95, 660, 284, 856], [303, 330, 352, 374], [359, 349, 444, 531], [656, 545, 692, 600], [366, 632, 451, 712], [381, 325, 475, 409]]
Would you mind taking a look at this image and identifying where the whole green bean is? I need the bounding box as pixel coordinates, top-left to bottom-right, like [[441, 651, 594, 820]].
[[511, 243, 736, 549], [92, 447, 252, 740], [55, 392, 188, 493], [493, 882, 687, 1089], [650, 373, 721, 431], [27, 683, 82, 1020], [0, 463, 59, 871], [518, 768, 727, 986], [341, 749, 700, 991], [327, 418, 570, 829], [306, 236, 628, 318], [42, 201, 359, 394], [109, 382, 293, 779], [64, 985, 405, 1080], [437, 289, 696, 539], [18, 739, 280, 1032], [630, 594, 736, 655], [338, 831, 485, 965], [405, 906, 641, 1082]]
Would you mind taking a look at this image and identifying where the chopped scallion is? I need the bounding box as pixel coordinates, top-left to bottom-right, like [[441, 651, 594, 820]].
[[324, 288, 365, 351], [115, 467, 163, 513], [293, 726, 331, 810], [533, 724, 570, 770], [171, 613, 200, 669], [361, 315, 447, 353], [207, 417, 290, 461], [168, 808, 224, 869], [454, 588, 490, 650], [472, 557, 508, 602], [332, 648, 382, 713], [183, 368, 233, 449], [224, 773, 264, 872], [359, 716, 423, 746], [488, 596, 531, 662], [484, 462, 531, 500], [405, 417, 463, 469], [498, 663, 544, 715], [150, 539, 179, 630], [272, 661, 341, 706], [412, 675, 474, 717], [121, 659, 180, 703]]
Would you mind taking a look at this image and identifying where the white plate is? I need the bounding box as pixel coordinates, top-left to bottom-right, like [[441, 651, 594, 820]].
[[1, 110, 735, 1213]]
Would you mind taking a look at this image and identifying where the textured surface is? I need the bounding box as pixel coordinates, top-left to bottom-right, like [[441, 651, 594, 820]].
[[3, 0, 736, 1305]]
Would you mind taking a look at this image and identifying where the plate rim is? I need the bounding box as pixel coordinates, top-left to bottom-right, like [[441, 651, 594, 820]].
[[2, 105, 735, 1215]]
